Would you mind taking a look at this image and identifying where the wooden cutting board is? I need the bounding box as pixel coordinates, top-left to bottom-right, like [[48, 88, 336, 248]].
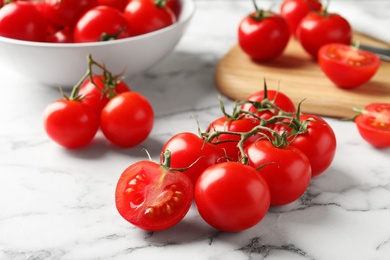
[[215, 33, 390, 118]]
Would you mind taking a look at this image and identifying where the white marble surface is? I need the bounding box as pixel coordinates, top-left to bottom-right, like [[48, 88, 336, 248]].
[[1, 1, 390, 259]]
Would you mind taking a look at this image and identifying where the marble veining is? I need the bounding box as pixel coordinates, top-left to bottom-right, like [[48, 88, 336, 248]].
[[1, 1, 390, 260]]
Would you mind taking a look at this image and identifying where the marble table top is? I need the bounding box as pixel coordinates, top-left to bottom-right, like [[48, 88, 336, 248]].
[[1, 1, 389, 259]]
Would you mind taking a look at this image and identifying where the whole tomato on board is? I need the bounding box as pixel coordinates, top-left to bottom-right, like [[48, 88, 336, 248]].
[[41, 0, 98, 28], [124, 0, 176, 36], [238, 1, 290, 61], [279, 0, 322, 37], [354, 103, 390, 148], [161, 132, 225, 187], [100, 92, 154, 148], [206, 116, 261, 162], [246, 139, 311, 206], [74, 6, 132, 43], [42, 91, 100, 149], [275, 114, 336, 177], [318, 43, 381, 89], [115, 154, 193, 231], [194, 161, 270, 232], [0, 1, 48, 42], [296, 9, 352, 59]]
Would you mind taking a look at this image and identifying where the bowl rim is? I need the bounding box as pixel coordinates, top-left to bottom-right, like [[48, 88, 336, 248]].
[[0, 0, 195, 48]]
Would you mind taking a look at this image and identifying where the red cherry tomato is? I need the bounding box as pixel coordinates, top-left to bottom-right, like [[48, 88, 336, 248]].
[[74, 6, 132, 43], [296, 10, 352, 59], [241, 89, 296, 120], [279, 0, 322, 37], [45, 26, 74, 43], [115, 159, 193, 231], [161, 132, 225, 187], [206, 116, 261, 162], [238, 9, 290, 61], [246, 139, 311, 206], [43, 99, 99, 149], [354, 103, 390, 148], [123, 0, 176, 36], [0, 2, 48, 42], [318, 43, 381, 89], [100, 92, 154, 148], [276, 114, 337, 177], [97, 0, 129, 11], [194, 161, 270, 232], [42, 0, 98, 28], [78, 75, 131, 115], [166, 0, 181, 18]]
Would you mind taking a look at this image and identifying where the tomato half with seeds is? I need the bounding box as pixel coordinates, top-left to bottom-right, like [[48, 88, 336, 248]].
[[115, 160, 193, 231], [318, 43, 381, 89], [354, 103, 390, 148], [194, 161, 270, 232]]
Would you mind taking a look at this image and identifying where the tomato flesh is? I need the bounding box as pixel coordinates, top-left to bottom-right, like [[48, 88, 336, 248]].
[[115, 161, 193, 231], [318, 43, 381, 89], [355, 103, 390, 148]]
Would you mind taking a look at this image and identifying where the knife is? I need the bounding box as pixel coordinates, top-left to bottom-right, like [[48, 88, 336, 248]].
[[359, 44, 390, 62]]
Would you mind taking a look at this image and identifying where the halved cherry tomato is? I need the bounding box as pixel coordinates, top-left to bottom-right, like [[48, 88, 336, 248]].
[[161, 132, 225, 187], [279, 0, 322, 37], [318, 43, 381, 89], [296, 9, 352, 59], [115, 159, 193, 231], [194, 161, 270, 232], [354, 103, 390, 148]]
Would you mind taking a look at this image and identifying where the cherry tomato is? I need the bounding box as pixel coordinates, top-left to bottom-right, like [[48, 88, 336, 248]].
[[246, 139, 311, 206], [100, 92, 154, 148], [74, 6, 132, 43], [354, 103, 390, 148], [0, 1, 48, 42], [45, 26, 74, 43], [240, 89, 296, 120], [97, 0, 129, 11], [276, 114, 337, 177], [124, 0, 176, 36], [43, 99, 99, 149], [166, 0, 181, 18], [42, 0, 98, 28], [115, 159, 193, 231], [161, 132, 225, 187], [296, 10, 352, 59], [78, 75, 131, 115], [194, 161, 270, 232], [206, 116, 261, 162], [238, 9, 290, 61], [318, 43, 381, 89], [279, 0, 322, 37]]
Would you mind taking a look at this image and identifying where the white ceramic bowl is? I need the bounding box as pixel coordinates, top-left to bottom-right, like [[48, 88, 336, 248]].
[[0, 0, 195, 87]]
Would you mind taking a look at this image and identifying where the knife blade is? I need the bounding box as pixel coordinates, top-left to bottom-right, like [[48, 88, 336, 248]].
[[359, 44, 390, 62]]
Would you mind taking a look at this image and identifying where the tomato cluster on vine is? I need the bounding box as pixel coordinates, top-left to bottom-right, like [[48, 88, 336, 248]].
[[0, 0, 180, 43], [238, 0, 380, 89], [42, 55, 154, 149], [115, 81, 337, 232]]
